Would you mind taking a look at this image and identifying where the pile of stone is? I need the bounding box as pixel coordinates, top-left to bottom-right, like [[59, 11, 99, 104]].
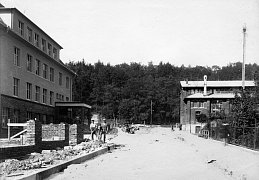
[[122, 124, 139, 134], [0, 140, 106, 176]]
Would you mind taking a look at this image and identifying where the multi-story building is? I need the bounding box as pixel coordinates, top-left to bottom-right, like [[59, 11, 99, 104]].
[[180, 75, 255, 133], [0, 5, 75, 137]]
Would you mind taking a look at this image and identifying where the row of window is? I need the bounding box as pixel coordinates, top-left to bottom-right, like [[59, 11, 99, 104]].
[[186, 88, 239, 95], [14, 46, 70, 88], [190, 101, 223, 111], [191, 102, 205, 108], [18, 20, 58, 59], [187, 89, 213, 95], [13, 77, 69, 105], [1, 107, 54, 128]]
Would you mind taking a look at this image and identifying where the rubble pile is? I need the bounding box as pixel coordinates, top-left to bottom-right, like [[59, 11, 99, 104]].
[[0, 140, 106, 176], [122, 124, 140, 134]]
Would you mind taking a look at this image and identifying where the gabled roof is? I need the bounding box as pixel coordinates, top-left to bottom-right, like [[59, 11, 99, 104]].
[[180, 80, 255, 88]]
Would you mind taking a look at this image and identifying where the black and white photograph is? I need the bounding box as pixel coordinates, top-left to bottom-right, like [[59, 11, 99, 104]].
[[0, 0, 259, 179]]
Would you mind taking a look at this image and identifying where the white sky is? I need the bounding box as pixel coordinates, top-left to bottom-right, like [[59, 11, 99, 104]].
[[1, 0, 259, 67]]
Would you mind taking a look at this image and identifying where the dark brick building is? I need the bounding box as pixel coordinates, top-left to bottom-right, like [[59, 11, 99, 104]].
[[180, 75, 255, 133]]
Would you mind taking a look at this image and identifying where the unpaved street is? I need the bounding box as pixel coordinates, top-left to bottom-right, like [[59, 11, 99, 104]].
[[48, 127, 259, 180]]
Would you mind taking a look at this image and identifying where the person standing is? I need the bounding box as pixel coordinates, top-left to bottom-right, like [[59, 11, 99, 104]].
[[101, 119, 107, 143], [90, 120, 96, 140]]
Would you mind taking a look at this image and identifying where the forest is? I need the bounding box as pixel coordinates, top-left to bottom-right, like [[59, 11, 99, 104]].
[[66, 61, 259, 125]]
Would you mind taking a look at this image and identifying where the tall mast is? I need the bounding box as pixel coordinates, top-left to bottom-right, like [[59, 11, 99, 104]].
[[242, 25, 246, 90]]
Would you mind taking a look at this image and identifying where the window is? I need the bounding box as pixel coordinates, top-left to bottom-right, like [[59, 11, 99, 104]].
[[1, 107, 10, 128], [34, 33, 39, 47], [50, 67, 54, 82], [66, 77, 69, 89], [211, 100, 223, 112], [18, 20, 24, 36], [42, 114, 47, 124], [26, 82, 32, 100], [13, 78, 19, 96], [27, 27, 32, 42], [59, 72, 62, 85], [14, 47, 20, 66], [43, 88, 47, 104], [191, 101, 205, 108], [50, 91, 54, 105], [13, 109, 20, 123], [35, 59, 40, 75], [47, 43, 52, 56], [27, 54, 33, 72], [56, 93, 63, 101], [26, 111, 32, 121], [35, 86, 40, 102], [199, 102, 204, 108], [41, 39, 46, 52], [66, 97, 69, 101], [43, 64, 48, 79], [53, 47, 57, 59]]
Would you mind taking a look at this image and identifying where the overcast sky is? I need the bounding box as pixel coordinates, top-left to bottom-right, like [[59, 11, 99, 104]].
[[1, 0, 259, 67]]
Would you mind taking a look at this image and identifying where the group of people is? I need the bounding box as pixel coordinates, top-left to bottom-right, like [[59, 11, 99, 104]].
[[171, 123, 182, 131], [90, 119, 107, 142]]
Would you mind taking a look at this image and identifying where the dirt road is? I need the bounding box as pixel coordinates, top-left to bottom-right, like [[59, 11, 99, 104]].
[[48, 127, 259, 180]]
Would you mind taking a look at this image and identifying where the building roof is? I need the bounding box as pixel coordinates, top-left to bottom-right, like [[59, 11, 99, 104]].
[[55, 102, 91, 109], [184, 93, 235, 100], [180, 80, 255, 88], [0, 7, 63, 49]]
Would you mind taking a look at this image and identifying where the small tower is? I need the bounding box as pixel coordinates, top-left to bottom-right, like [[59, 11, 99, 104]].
[[203, 75, 207, 96]]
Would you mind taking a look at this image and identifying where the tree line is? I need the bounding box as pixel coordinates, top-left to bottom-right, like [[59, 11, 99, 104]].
[[66, 61, 259, 125]]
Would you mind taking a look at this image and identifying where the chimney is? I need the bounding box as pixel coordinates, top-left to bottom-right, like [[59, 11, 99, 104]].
[[203, 75, 207, 96]]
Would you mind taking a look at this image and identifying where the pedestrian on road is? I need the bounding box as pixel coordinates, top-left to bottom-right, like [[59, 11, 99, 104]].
[[90, 120, 97, 140], [101, 119, 107, 143]]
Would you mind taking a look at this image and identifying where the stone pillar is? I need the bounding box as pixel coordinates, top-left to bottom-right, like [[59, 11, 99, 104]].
[[64, 123, 69, 146], [69, 124, 77, 145], [26, 120, 36, 145], [35, 120, 42, 148], [26, 120, 42, 152], [77, 123, 84, 144]]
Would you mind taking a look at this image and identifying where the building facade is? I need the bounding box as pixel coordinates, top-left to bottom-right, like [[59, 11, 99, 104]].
[[0, 6, 75, 137], [180, 75, 255, 133]]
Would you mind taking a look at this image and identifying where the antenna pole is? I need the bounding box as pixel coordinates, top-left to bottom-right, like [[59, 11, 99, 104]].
[[242, 25, 246, 90]]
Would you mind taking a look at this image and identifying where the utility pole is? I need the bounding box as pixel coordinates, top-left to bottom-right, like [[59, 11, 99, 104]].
[[242, 25, 247, 90], [150, 100, 153, 125]]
